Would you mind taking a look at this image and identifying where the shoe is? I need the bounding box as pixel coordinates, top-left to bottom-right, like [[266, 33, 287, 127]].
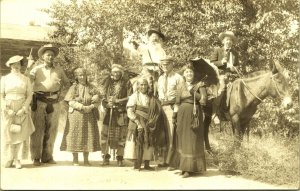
[[5, 160, 13, 168], [73, 153, 79, 166], [84, 161, 91, 166], [33, 159, 41, 166], [15, 160, 22, 169], [117, 160, 124, 167], [47, 159, 57, 164], [144, 165, 155, 171], [42, 158, 56, 164], [102, 159, 109, 166], [157, 163, 168, 168], [182, 172, 190, 178], [143, 160, 154, 170], [167, 167, 175, 171]]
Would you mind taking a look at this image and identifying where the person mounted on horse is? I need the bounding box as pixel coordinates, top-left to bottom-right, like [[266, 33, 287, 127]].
[[210, 31, 242, 120], [127, 25, 167, 96]]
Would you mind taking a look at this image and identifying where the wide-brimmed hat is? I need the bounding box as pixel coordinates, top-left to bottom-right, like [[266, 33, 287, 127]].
[[5, 55, 25, 67], [147, 26, 165, 41], [218, 31, 237, 43], [38, 44, 59, 58], [160, 56, 174, 64]]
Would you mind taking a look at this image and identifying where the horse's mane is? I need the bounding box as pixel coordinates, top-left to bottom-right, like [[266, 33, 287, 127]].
[[243, 70, 269, 78]]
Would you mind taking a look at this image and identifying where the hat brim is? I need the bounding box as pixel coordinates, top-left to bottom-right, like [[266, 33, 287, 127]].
[[148, 30, 165, 41], [218, 33, 237, 43], [38, 47, 59, 58], [5, 56, 25, 67]]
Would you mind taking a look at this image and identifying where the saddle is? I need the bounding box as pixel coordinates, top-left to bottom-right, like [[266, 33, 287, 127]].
[[216, 83, 233, 121]]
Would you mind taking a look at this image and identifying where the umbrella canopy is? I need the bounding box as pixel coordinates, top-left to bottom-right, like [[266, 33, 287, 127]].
[[189, 57, 219, 86]]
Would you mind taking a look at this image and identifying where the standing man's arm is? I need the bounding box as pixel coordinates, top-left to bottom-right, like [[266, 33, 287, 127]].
[[59, 68, 71, 101]]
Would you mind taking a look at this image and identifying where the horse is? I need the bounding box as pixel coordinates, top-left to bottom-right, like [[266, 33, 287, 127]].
[[203, 60, 293, 150]]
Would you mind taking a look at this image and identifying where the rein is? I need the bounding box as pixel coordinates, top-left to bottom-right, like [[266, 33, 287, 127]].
[[233, 66, 264, 102]]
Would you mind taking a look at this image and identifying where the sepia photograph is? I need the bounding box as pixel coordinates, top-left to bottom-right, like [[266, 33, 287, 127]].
[[0, 0, 299, 190]]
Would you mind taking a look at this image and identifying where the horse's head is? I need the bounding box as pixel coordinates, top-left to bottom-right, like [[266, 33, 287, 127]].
[[269, 60, 293, 109]]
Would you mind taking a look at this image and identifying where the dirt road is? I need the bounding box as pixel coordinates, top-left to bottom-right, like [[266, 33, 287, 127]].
[[2, 131, 294, 190]]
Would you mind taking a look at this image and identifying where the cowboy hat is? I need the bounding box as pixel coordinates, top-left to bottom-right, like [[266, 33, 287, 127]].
[[147, 26, 165, 41], [218, 31, 237, 43], [38, 44, 59, 58], [5, 55, 25, 67]]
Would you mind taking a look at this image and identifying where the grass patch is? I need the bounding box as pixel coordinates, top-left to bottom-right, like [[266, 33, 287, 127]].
[[208, 125, 299, 188]]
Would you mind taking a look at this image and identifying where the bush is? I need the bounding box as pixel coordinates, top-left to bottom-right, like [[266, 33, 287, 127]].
[[209, 128, 299, 187]]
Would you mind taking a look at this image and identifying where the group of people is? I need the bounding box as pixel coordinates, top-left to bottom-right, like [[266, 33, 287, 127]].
[[1, 26, 239, 179]]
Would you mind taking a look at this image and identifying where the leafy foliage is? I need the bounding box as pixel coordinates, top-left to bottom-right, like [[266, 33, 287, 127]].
[[45, 0, 298, 70], [44, 0, 299, 184]]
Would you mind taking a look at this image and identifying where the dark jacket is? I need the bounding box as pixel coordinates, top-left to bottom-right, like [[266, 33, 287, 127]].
[[210, 47, 239, 74], [102, 77, 132, 127]]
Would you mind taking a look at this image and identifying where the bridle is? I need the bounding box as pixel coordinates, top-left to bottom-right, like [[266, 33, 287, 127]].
[[271, 73, 285, 99], [232, 67, 287, 102]]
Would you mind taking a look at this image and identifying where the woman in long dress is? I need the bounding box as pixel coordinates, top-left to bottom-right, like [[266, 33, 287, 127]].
[[176, 64, 207, 178], [60, 68, 101, 166], [1, 55, 35, 169]]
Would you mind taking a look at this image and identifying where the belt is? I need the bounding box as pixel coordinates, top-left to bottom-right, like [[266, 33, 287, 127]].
[[35, 91, 59, 96], [181, 98, 200, 105], [144, 62, 159, 66], [160, 100, 176, 106]]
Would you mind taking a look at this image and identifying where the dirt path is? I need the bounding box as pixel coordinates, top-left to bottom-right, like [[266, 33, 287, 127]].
[[2, 131, 293, 190]]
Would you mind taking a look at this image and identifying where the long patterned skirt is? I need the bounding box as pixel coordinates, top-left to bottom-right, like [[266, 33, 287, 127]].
[[60, 110, 101, 152]]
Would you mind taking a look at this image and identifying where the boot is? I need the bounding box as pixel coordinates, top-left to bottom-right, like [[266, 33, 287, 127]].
[[33, 159, 41, 166], [5, 160, 13, 168], [133, 160, 140, 170], [182, 171, 190, 178], [102, 154, 110, 166], [144, 160, 154, 171], [116, 156, 124, 167], [15, 159, 22, 169], [72, 153, 79, 166], [83, 152, 91, 166]]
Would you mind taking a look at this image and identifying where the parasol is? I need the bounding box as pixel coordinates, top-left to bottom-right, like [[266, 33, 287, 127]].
[[189, 57, 219, 86]]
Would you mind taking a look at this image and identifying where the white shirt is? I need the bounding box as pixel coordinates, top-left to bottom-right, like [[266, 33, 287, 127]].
[[126, 92, 150, 120], [157, 71, 191, 102], [138, 44, 166, 65]]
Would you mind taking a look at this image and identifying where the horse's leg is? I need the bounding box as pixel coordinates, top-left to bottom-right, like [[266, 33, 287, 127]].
[[241, 118, 251, 143], [231, 114, 242, 147], [203, 114, 212, 152], [203, 101, 213, 153]]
